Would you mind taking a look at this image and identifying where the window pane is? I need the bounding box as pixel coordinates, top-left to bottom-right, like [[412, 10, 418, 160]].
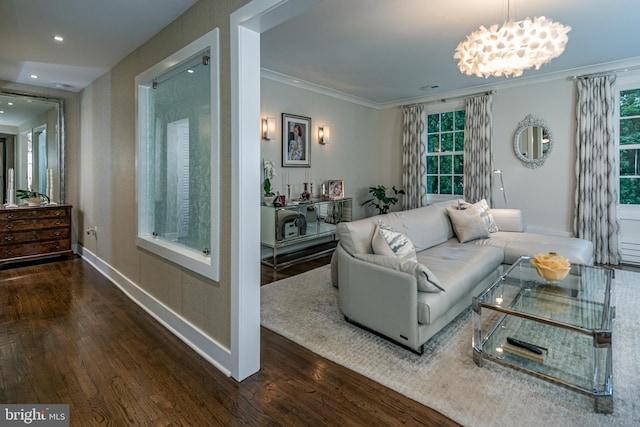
[[620, 149, 638, 176], [440, 176, 452, 194], [441, 112, 453, 132], [427, 114, 440, 133], [426, 155, 438, 174], [621, 89, 640, 117], [620, 178, 640, 204], [454, 154, 464, 174], [454, 175, 464, 195], [620, 117, 640, 145], [441, 133, 454, 152], [455, 110, 465, 131], [427, 176, 438, 193], [440, 155, 453, 175], [428, 134, 439, 152], [454, 132, 464, 151]]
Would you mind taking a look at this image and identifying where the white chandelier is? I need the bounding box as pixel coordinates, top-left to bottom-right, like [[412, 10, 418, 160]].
[[454, 16, 571, 78]]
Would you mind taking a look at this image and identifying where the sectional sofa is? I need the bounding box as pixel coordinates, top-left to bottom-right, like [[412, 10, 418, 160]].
[[332, 200, 593, 353]]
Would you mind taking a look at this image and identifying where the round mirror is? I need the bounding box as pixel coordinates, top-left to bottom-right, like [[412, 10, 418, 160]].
[[513, 114, 553, 169]]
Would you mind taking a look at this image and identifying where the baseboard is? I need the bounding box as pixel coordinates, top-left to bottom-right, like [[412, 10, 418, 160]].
[[77, 246, 232, 377]]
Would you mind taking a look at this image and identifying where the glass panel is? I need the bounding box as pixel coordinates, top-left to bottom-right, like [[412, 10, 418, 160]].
[[427, 114, 440, 133], [428, 134, 439, 152], [453, 154, 464, 174], [440, 175, 452, 194], [140, 49, 211, 252], [620, 89, 640, 117], [455, 110, 465, 130], [441, 133, 453, 152], [620, 149, 638, 176], [620, 117, 640, 145], [426, 155, 438, 174], [440, 155, 453, 175], [441, 112, 454, 132], [454, 132, 464, 151], [427, 175, 438, 193], [620, 178, 640, 204], [454, 175, 464, 195]]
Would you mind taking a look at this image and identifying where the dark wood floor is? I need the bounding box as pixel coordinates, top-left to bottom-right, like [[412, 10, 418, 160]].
[[0, 256, 459, 426]]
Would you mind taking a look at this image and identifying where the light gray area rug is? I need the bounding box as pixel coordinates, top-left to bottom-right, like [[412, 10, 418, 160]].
[[261, 265, 640, 427]]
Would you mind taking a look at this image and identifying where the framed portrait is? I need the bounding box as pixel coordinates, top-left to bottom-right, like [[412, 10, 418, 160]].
[[328, 180, 344, 199], [282, 113, 311, 167]]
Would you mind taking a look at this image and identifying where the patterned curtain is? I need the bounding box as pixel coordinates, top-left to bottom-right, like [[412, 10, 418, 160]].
[[574, 75, 621, 265], [402, 105, 426, 209], [463, 94, 493, 204]]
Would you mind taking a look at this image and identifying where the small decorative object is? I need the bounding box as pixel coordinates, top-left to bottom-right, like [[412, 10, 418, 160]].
[[16, 189, 50, 206], [328, 180, 344, 199], [301, 183, 310, 201], [262, 158, 277, 206], [531, 252, 571, 282], [282, 113, 311, 167], [361, 185, 405, 215]]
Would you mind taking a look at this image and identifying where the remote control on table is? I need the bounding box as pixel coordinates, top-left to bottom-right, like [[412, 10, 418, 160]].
[[506, 337, 543, 355]]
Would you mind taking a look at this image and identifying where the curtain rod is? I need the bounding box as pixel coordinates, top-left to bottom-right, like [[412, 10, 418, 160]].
[[571, 64, 640, 80], [403, 90, 496, 108]]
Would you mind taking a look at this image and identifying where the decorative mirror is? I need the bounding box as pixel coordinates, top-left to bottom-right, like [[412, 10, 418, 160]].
[[0, 91, 65, 202], [513, 114, 553, 169]]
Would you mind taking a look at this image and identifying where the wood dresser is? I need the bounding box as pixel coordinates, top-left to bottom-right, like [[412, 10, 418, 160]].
[[0, 204, 73, 264]]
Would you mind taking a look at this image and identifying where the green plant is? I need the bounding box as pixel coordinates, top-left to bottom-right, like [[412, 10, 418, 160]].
[[361, 185, 405, 215], [16, 189, 50, 203]]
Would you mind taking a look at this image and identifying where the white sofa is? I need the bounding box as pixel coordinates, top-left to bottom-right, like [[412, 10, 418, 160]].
[[333, 201, 593, 353]]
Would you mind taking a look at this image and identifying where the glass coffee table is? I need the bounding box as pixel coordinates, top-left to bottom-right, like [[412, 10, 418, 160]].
[[472, 256, 615, 413]]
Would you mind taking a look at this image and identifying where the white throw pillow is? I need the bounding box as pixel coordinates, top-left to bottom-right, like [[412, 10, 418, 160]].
[[456, 199, 499, 233], [372, 221, 417, 262], [446, 207, 490, 243]]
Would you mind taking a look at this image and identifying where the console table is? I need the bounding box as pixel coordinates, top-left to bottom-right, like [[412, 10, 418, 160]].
[[261, 198, 352, 268], [0, 204, 74, 264]]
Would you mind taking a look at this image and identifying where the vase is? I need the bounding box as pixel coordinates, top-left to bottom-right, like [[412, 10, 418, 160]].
[[263, 195, 276, 206], [25, 197, 43, 207]]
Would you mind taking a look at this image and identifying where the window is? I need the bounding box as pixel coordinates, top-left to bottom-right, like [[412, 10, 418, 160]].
[[619, 88, 640, 205], [426, 110, 465, 196], [136, 29, 220, 281]]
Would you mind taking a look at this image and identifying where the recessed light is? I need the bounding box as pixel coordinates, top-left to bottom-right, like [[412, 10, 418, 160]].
[[7, 102, 13, 106], [30, 75, 38, 79], [54, 35, 64, 42], [187, 69, 194, 74], [0, 111, 4, 114]]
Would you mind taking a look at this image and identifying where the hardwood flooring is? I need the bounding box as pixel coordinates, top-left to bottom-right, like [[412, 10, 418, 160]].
[[0, 256, 459, 426]]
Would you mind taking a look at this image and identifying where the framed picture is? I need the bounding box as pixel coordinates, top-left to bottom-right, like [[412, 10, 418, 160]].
[[328, 180, 344, 199], [282, 113, 311, 167]]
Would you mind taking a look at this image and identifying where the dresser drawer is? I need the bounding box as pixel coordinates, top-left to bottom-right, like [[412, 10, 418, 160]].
[[0, 228, 70, 245], [0, 240, 71, 260], [0, 217, 70, 231], [0, 207, 68, 221]]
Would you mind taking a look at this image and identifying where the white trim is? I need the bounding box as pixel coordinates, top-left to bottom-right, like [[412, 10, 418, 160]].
[[230, 0, 321, 382], [77, 246, 232, 376]]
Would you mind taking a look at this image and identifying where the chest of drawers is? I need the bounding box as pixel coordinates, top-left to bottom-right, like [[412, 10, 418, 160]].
[[0, 204, 73, 264]]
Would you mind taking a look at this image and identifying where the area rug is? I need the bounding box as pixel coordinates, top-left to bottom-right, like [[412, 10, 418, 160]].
[[261, 265, 640, 427]]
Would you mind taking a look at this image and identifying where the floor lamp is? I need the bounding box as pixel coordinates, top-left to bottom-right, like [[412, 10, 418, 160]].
[[493, 169, 507, 207]]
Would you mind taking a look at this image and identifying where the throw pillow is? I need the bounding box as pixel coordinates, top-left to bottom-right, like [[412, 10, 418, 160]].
[[446, 207, 490, 243], [372, 221, 417, 262], [456, 199, 499, 233]]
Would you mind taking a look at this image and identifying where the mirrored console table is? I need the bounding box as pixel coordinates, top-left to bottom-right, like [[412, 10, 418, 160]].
[[260, 198, 352, 268]]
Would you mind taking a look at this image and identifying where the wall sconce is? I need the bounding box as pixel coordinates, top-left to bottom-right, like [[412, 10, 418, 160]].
[[318, 125, 330, 145], [262, 117, 276, 140]]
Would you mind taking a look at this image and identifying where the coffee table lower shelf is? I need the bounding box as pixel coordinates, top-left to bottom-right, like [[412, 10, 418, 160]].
[[472, 312, 613, 413]]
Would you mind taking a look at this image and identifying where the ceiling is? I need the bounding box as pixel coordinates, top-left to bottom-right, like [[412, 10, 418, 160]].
[[1, 0, 639, 108]]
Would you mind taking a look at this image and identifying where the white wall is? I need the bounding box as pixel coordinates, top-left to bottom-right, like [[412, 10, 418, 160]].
[[261, 76, 382, 220]]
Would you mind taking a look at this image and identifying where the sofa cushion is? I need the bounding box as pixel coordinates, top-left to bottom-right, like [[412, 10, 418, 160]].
[[354, 253, 445, 292], [471, 231, 594, 265], [415, 242, 503, 324], [446, 207, 490, 243], [490, 209, 525, 232], [372, 221, 418, 262]]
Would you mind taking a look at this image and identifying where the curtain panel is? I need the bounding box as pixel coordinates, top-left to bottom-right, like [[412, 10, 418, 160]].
[[401, 105, 426, 210], [463, 94, 494, 204], [574, 75, 621, 265]]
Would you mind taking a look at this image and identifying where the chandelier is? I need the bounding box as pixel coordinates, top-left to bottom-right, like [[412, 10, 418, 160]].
[[454, 16, 571, 78]]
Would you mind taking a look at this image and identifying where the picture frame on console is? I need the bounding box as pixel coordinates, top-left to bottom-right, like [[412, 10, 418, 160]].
[[328, 180, 344, 199], [282, 113, 311, 168]]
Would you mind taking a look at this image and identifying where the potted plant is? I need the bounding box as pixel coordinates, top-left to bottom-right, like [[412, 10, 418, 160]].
[[361, 185, 405, 215], [16, 189, 50, 206], [262, 159, 277, 206]]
